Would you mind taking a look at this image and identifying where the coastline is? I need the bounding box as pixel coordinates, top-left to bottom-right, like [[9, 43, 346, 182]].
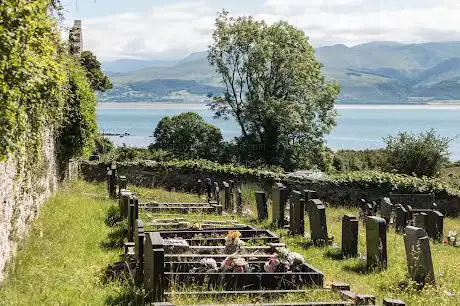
[[97, 102, 460, 110]]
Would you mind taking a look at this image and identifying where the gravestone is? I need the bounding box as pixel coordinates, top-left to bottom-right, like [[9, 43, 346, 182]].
[[109, 164, 117, 199], [414, 212, 427, 230], [206, 178, 212, 201], [380, 197, 392, 224], [255, 191, 268, 221], [342, 215, 358, 257], [308, 199, 328, 245], [236, 188, 243, 215], [272, 183, 287, 228], [118, 176, 127, 195], [395, 205, 409, 233], [366, 216, 387, 269], [223, 181, 231, 211], [127, 198, 135, 242], [426, 210, 444, 241], [404, 226, 435, 285], [106, 169, 112, 195], [144, 233, 165, 302], [134, 219, 145, 284], [120, 190, 131, 218], [229, 180, 235, 210], [213, 182, 219, 203], [214, 184, 220, 206], [303, 190, 317, 213], [290, 191, 305, 236]]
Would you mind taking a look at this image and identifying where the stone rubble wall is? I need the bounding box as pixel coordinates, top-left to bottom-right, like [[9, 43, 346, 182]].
[[80, 161, 460, 217], [0, 130, 60, 283]]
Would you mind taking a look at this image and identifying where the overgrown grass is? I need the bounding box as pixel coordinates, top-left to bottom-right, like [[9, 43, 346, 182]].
[[133, 185, 460, 306], [0, 181, 126, 305], [1, 182, 459, 305]]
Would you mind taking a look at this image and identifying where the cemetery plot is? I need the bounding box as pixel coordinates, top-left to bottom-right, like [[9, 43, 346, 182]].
[[142, 229, 327, 303], [139, 201, 222, 214], [149, 218, 250, 230]]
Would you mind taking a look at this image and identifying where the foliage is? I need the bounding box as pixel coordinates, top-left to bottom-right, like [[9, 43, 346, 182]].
[[101, 146, 172, 162], [152, 112, 223, 160], [94, 136, 115, 155], [0, 0, 67, 161], [208, 11, 340, 170], [384, 129, 450, 177], [332, 149, 388, 172], [79, 51, 113, 92], [57, 59, 98, 166]]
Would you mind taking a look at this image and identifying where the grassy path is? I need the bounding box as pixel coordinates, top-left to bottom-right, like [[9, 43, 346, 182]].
[[0, 181, 124, 305]]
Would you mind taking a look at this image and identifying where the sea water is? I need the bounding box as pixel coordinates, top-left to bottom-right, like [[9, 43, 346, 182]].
[[97, 104, 460, 160]]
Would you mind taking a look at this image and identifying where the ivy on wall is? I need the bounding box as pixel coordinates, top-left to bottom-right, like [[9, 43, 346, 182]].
[[0, 0, 98, 168]]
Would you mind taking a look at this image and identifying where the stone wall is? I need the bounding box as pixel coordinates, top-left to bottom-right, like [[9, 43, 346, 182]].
[[80, 161, 460, 217], [0, 130, 60, 282]]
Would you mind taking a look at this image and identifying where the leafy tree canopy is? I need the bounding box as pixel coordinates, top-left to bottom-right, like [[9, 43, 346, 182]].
[[208, 11, 340, 170], [152, 112, 223, 161], [385, 129, 450, 177], [79, 50, 113, 92]]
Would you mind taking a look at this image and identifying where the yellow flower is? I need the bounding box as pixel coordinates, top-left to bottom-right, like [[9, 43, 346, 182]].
[[227, 230, 241, 239]]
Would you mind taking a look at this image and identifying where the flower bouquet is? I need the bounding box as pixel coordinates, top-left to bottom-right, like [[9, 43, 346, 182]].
[[221, 255, 250, 272], [224, 230, 245, 254]]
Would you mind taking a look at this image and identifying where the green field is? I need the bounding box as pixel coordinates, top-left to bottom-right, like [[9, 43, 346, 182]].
[[1, 181, 459, 305]]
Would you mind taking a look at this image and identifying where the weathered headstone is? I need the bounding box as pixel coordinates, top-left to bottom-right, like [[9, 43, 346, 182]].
[[144, 232, 164, 302], [127, 203, 135, 242], [229, 180, 235, 210], [404, 226, 435, 285], [206, 178, 212, 201], [366, 216, 387, 269], [255, 191, 268, 221], [414, 212, 427, 230], [118, 175, 127, 195], [134, 219, 145, 284], [109, 164, 117, 199], [214, 183, 220, 206], [308, 199, 328, 245], [380, 197, 392, 224], [223, 181, 231, 211], [342, 215, 358, 257], [426, 210, 444, 241], [119, 190, 131, 218], [236, 188, 243, 215], [303, 189, 317, 213], [106, 168, 112, 195], [272, 183, 287, 228], [395, 205, 409, 233], [290, 191, 305, 236]]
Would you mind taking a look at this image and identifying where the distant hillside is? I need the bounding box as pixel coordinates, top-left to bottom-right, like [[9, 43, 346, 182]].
[[102, 41, 460, 103]]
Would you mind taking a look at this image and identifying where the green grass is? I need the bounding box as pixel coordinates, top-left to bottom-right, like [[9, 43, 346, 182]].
[[0, 181, 126, 305], [1, 182, 459, 305], [132, 185, 460, 306]]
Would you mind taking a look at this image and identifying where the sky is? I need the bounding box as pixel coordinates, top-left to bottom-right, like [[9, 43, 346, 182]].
[[61, 0, 460, 61]]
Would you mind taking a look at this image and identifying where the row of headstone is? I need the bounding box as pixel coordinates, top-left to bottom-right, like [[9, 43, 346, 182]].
[[200, 179, 244, 214], [394, 202, 444, 241]]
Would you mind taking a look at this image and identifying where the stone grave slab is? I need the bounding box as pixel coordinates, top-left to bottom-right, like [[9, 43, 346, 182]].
[[366, 216, 387, 269], [308, 199, 328, 245], [404, 226, 435, 285], [342, 215, 358, 257]]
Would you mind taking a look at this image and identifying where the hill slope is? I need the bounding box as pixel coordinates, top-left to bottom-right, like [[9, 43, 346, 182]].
[[101, 41, 460, 103]]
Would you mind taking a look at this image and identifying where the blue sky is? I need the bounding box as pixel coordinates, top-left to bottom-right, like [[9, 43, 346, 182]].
[[61, 0, 460, 61]]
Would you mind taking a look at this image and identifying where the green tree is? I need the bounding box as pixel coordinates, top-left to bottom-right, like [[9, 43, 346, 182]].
[[152, 112, 223, 160], [79, 50, 112, 92], [208, 11, 339, 170], [384, 129, 450, 177]]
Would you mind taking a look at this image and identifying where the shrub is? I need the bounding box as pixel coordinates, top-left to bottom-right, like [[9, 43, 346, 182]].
[[94, 136, 115, 155], [332, 149, 388, 172], [152, 112, 223, 160], [384, 129, 450, 177]]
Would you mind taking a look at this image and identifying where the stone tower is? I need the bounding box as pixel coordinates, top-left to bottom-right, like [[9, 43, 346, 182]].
[[69, 20, 83, 55]]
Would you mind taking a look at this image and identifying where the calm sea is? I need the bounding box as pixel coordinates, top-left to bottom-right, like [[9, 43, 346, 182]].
[[97, 103, 460, 160]]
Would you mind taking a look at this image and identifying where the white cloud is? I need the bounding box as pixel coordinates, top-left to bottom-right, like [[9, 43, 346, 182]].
[[73, 0, 460, 61]]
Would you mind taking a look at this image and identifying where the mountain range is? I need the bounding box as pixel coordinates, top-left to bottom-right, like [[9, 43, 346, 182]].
[[100, 41, 460, 104]]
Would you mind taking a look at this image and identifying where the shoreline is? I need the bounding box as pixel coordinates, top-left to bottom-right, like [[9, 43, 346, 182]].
[[97, 102, 460, 110]]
